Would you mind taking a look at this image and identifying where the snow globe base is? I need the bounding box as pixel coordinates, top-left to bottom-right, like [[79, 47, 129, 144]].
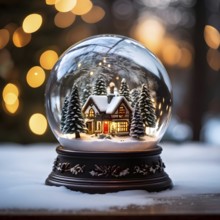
[[45, 145, 173, 193]]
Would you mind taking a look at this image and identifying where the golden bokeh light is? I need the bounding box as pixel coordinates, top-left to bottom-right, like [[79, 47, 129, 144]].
[[12, 27, 31, 47], [54, 12, 76, 28], [55, 0, 77, 12], [29, 113, 47, 135], [45, 0, 56, 5], [131, 17, 165, 54], [72, 0, 93, 15], [207, 49, 220, 71], [3, 83, 19, 98], [178, 47, 192, 68], [22, 14, 43, 34], [3, 93, 17, 105], [161, 39, 181, 66], [26, 66, 46, 88], [5, 23, 17, 35], [39, 50, 58, 70], [0, 29, 10, 49], [204, 25, 220, 49], [2, 83, 20, 114], [4, 99, 20, 114], [81, 6, 105, 24]]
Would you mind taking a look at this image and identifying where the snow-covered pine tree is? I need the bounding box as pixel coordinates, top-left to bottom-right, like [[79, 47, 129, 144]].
[[130, 102, 145, 139], [63, 85, 86, 138], [119, 78, 131, 102], [60, 95, 69, 133], [130, 88, 140, 108], [82, 84, 92, 104], [93, 75, 107, 95], [139, 84, 156, 127]]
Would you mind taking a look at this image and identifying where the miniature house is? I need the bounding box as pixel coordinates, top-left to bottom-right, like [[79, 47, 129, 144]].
[[82, 91, 133, 136]]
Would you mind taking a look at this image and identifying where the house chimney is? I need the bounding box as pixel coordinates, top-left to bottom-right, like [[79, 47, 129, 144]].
[[108, 82, 115, 103], [109, 82, 115, 94]]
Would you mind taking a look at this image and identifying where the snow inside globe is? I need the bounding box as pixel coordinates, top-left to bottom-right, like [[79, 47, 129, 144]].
[[45, 35, 172, 152]]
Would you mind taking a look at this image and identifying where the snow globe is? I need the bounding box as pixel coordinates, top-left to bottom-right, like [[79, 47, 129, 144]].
[[45, 35, 173, 193]]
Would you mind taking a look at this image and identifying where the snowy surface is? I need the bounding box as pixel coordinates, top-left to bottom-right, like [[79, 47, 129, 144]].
[[59, 133, 156, 151], [0, 142, 220, 211]]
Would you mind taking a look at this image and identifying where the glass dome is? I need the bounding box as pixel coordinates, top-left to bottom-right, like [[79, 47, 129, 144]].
[[45, 35, 172, 152]]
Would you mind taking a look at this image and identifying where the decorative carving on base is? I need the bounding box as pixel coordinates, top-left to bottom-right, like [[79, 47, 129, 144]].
[[53, 160, 165, 177], [53, 158, 85, 175], [90, 165, 130, 177], [46, 145, 173, 193], [134, 159, 165, 176]]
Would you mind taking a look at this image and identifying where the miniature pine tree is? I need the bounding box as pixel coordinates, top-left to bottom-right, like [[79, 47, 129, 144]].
[[130, 88, 140, 108], [139, 84, 156, 127], [130, 102, 145, 139], [119, 78, 131, 102], [60, 95, 69, 133], [82, 84, 92, 104], [93, 75, 107, 95], [63, 85, 86, 138]]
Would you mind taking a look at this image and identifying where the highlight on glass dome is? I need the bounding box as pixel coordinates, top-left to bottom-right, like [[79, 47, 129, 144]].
[[45, 34, 172, 152]]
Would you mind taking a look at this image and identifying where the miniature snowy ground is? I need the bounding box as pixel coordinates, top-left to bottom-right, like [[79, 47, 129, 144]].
[[0, 142, 220, 212], [59, 133, 156, 151]]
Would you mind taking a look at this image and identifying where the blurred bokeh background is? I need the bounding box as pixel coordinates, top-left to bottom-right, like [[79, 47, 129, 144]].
[[0, 0, 220, 145]]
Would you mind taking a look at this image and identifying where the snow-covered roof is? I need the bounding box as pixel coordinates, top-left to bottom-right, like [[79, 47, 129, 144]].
[[106, 96, 124, 114], [88, 95, 108, 112], [82, 95, 132, 114]]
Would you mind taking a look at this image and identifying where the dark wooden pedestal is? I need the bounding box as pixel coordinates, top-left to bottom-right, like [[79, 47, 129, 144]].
[[45, 146, 173, 193]]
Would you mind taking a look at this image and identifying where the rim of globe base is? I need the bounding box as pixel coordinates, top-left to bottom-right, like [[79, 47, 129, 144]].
[[45, 145, 173, 193]]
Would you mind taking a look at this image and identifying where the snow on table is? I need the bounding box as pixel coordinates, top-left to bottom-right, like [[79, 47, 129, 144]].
[[0, 142, 220, 211]]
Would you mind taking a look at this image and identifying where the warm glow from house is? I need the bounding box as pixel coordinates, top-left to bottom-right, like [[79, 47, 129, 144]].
[[71, 0, 93, 15], [12, 27, 31, 47], [29, 113, 47, 135], [55, 0, 77, 12], [81, 6, 105, 24], [22, 14, 43, 33], [54, 12, 76, 28], [131, 17, 165, 54], [204, 25, 220, 49], [0, 29, 10, 49], [40, 50, 58, 70], [26, 66, 46, 88]]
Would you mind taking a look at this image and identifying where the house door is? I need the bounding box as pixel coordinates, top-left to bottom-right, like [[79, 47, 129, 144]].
[[86, 122, 93, 134], [103, 121, 109, 134]]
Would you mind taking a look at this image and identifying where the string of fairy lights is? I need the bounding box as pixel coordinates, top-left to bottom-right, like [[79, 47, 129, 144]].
[[0, 0, 220, 138]]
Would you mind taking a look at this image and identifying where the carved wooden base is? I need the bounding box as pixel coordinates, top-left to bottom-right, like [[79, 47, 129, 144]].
[[45, 146, 173, 193]]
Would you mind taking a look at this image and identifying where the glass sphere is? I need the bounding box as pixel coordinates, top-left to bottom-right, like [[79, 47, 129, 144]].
[[45, 35, 172, 152]]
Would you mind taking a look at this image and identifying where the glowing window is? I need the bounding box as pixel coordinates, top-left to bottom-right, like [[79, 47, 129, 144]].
[[97, 121, 101, 131], [89, 108, 95, 118], [118, 106, 126, 117], [117, 121, 128, 132]]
